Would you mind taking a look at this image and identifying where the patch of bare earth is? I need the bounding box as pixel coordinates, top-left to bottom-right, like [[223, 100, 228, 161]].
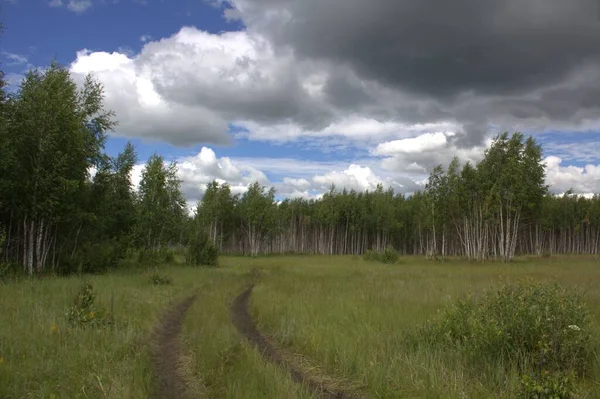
[[231, 286, 366, 399], [152, 294, 198, 399]]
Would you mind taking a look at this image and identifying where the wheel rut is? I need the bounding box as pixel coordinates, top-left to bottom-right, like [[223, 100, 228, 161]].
[[231, 286, 363, 399], [152, 294, 198, 399]]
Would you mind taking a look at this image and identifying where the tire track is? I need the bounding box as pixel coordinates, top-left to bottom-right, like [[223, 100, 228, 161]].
[[152, 294, 198, 399], [230, 286, 362, 399]]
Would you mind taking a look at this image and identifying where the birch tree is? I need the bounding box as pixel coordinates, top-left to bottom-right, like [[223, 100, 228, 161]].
[[136, 154, 186, 251], [0, 63, 115, 274], [237, 182, 276, 255]]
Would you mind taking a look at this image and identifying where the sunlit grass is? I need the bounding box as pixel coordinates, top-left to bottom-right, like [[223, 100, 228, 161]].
[[0, 255, 598, 398], [246, 255, 600, 398]]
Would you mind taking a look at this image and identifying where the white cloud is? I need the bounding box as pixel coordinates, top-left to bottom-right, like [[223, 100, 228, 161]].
[[373, 132, 452, 155], [140, 34, 152, 43], [175, 147, 269, 202], [69, 26, 467, 148], [544, 156, 600, 194], [313, 164, 392, 192], [49, 0, 92, 13], [70, 27, 322, 145], [234, 119, 460, 144], [376, 132, 493, 176], [1, 52, 28, 65], [70, 49, 229, 145]]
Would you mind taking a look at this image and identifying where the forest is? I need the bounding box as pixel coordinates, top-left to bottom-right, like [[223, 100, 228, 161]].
[[1, 62, 599, 276]]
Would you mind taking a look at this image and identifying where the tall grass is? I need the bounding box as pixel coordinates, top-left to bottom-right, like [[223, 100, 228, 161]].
[[0, 255, 598, 398], [248, 255, 600, 398]]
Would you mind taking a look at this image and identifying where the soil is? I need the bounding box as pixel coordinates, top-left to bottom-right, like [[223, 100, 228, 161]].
[[152, 294, 198, 399], [230, 286, 360, 399]]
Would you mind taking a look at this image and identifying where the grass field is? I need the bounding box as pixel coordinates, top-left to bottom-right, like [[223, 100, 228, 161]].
[[1, 255, 599, 398]]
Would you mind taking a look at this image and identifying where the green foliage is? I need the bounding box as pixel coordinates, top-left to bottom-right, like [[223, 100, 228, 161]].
[[363, 247, 400, 264], [0, 61, 118, 274], [135, 154, 186, 252], [162, 249, 175, 263], [147, 270, 173, 285], [237, 182, 277, 256], [425, 281, 593, 375], [137, 248, 176, 266], [0, 262, 23, 282], [187, 232, 219, 267], [66, 282, 112, 328], [519, 370, 575, 399], [60, 240, 125, 275]]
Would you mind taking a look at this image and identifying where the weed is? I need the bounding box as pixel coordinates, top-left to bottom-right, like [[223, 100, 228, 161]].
[[66, 282, 113, 328]]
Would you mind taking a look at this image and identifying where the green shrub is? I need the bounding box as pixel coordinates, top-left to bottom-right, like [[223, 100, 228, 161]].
[[363, 249, 380, 262], [66, 282, 112, 328], [161, 249, 175, 263], [186, 232, 219, 267], [0, 261, 24, 281], [380, 247, 400, 264], [363, 247, 400, 264], [137, 249, 161, 266], [519, 370, 575, 399], [59, 240, 125, 275], [425, 281, 593, 375], [148, 270, 173, 285]]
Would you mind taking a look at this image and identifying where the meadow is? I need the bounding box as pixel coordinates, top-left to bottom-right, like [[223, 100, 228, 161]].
[[1, 255, 599, 398]]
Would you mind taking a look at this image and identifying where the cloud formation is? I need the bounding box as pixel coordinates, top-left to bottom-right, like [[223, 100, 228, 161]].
[[221, 0, 600, 144], [49, 0, 92, 13]]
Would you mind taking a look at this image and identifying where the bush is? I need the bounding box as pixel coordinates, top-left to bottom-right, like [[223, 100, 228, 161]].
[[66, 282, 113, 328], [148, 270, 173, 285], [186, 232, 219, 267], [161, 249, 175, 263], [0, 261, 24, 281], [425, 281, 593, 375], [138, 248, 176, 266], [519, 370, 575, 399], [59, 240, 125, 275], [137, 249, 161, 266], [363, 247, 400, 264], [363, 249, 379, 262]]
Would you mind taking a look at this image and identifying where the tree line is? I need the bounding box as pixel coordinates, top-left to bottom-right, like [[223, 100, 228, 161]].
[[1, 60, 598, 276], [197, 164, 599, 260]]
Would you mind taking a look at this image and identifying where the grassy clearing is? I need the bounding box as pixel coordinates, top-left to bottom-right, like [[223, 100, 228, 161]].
[[0, 268, 191, 398], [248, 255, 600, 398], [0, 255, 599, 398]]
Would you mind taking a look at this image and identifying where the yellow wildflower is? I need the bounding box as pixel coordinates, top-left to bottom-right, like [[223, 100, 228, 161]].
[[50, 323, 58, 333], [89, 311, 95, 319], [0, 357, 4, 365]]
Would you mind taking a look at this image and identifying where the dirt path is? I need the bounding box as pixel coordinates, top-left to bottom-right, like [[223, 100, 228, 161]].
[[231, 286, 362, 399], [152, 294, 198, 399]]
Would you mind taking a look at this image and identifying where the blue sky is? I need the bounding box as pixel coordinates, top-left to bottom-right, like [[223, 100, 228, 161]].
[[1, 0, 599, 203]]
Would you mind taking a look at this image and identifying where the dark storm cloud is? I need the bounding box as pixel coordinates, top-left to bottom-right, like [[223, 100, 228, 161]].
[[223, 0, 600, 145], [230, 0, 600, 97]]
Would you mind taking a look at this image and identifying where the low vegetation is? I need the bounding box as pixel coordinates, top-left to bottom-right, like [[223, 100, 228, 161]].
[[363, 247, 400, 264], [3, 255, 598, 398]]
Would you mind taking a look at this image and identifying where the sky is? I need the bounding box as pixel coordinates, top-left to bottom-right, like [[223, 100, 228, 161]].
[[1, 0, 599, 209]]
